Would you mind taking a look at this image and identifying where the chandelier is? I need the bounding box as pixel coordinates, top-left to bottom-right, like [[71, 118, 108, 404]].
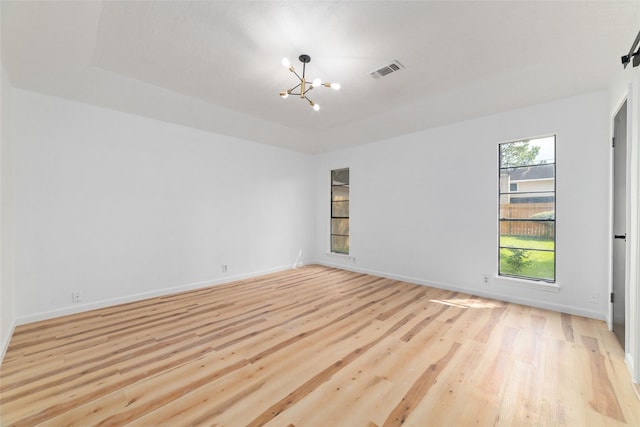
[[279, 54, 340, 111]]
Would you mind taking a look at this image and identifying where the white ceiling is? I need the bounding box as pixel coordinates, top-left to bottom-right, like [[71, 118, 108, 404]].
[[2, 1, 639, 153]]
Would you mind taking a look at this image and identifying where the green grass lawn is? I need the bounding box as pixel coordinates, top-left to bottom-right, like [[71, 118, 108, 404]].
[[500, 235, 554, 250], [499, 236, 555, 281]]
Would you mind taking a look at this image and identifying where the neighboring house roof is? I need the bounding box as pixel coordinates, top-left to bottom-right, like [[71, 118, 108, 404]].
[[505, 164, 554, 181]]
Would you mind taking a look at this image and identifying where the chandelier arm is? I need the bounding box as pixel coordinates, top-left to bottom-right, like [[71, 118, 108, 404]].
[[289, 82, 302, 92], [290, 69, 304, 82]]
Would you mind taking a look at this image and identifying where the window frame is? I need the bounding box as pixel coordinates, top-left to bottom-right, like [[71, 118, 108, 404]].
[[498, 136, 556, 283], [330, 168, 350, 255]]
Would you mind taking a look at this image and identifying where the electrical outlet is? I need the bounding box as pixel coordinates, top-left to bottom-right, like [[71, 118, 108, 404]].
[[222, 264, 228, 273], [482, 275, 490, 285], [72, 292, 82, 303]]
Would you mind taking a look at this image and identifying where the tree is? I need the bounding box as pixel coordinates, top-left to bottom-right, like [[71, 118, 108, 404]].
[[500, 140, 540, 168], [503, 248, 532, 274]]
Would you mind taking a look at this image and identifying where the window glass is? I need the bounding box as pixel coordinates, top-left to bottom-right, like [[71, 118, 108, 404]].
[[499, 137, 555, 282]]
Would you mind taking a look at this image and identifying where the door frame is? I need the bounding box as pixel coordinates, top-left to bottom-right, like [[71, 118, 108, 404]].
[[610, 98, 629, 348], [610, 90, 640, 382]]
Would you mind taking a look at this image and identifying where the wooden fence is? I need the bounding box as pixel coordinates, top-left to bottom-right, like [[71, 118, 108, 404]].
[[500, 202, 554, 238]]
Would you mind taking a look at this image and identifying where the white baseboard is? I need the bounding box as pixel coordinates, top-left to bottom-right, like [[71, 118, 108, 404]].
[[626, 352, 635, 380], [12, 259, 605, 327], [1, 319, 16, 365], [15, 263, 302, 326], [315, 260, 605, 320]]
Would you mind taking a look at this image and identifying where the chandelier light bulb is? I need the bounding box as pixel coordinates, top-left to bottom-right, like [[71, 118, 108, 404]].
[[313, 103, 320, 111], [312, 78, 322, 88], [324, 82, 341, 91], [279, 91, 289, 99], [281, 57, 291, 68]]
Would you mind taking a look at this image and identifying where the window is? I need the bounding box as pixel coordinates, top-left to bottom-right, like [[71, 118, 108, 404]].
[[331, 168, 349, 254], [499, 136, 555, 282]]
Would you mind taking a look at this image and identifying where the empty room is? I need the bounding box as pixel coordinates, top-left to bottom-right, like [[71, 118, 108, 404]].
[[2, 1, 640, 425]]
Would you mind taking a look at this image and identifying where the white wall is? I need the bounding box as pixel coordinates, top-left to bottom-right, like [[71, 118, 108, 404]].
[[315, 91, 610, 319], [12, 90, 315, 323], [1, 65, 16, 360]]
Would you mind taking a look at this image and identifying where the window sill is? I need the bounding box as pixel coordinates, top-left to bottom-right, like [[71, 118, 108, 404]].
[[326, 251, 350, 257], [492, 275, 561, 292], [326, 252, 354, 261]]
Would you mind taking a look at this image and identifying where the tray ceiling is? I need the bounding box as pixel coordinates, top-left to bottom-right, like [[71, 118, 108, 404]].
[[2, 1, 639, 153]]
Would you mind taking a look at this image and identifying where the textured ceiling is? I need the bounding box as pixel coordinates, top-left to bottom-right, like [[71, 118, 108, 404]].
[[2, 1, 639, 153]]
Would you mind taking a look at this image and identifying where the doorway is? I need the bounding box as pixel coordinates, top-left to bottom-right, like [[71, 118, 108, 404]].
[[612, 100, 627, 349]]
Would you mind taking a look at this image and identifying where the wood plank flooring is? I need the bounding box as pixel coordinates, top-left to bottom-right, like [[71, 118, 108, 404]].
[[1, 265, 639, 426]]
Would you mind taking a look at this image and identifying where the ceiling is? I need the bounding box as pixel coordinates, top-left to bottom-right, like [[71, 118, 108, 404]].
[[2, 1, 639, 154]]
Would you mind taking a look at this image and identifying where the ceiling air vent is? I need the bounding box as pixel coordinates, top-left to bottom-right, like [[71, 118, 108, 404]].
[[368, 60, 404, 78]]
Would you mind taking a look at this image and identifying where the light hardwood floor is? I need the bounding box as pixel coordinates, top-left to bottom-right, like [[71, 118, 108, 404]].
[[1, 265, 639, 426]]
